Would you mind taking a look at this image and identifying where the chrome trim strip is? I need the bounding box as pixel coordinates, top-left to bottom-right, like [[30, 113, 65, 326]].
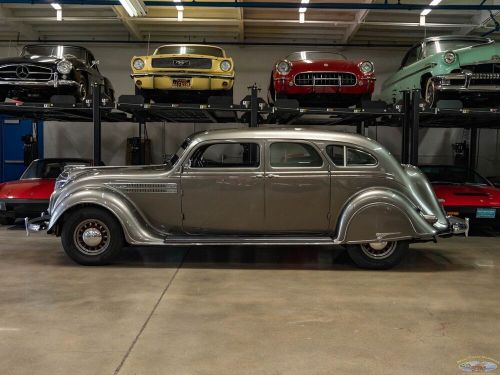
[[131, 72, 234, 79], [0, 79, 78, 87]]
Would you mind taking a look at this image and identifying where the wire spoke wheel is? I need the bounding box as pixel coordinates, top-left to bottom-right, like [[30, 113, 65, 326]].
[[73, 219, 110, 256], [360, 241, 397, 260]]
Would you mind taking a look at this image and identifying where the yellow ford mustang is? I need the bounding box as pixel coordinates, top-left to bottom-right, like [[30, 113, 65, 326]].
[[131, 44, 234, 103]]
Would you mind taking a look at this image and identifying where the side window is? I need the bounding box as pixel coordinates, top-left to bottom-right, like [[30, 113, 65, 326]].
[[190, 143, 260, 168], [326, 145, 377, 167], [270, 142, 323, 168], [346, 148, 377, 166], [326, 145, 344, 166]]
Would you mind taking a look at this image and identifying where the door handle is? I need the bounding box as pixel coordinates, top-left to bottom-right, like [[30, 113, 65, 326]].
[[267, 174, 278, 178], [253, 174, 265, 179]]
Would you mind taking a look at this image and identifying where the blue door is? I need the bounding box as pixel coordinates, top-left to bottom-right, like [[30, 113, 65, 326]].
[[0, 118, 44, 182]]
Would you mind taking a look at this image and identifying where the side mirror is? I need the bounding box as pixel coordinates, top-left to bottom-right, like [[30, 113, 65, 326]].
[[91, 60, 100, 68]]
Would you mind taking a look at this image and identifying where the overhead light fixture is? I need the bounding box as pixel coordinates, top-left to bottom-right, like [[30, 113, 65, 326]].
[[51, 3, 61, 10], [174, 0, 184, 11], [56, 9, 62, 21], [177, 10, 183, 22], [420, 15, 426, 26], [299, 0, 308, 23], [421, 0, 442, 17], [119, 0, 147, 17]]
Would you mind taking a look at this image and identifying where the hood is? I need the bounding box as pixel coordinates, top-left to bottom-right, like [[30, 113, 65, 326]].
[[288, 59, 360, 72], [0, 55, 61, 67], [0, 179, 55, 200], [65, 164, 172, 182], [454, 43, 500, 66], [432, 183, 500, 207]]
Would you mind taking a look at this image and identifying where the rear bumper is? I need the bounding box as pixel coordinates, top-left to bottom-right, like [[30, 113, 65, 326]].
[[0, 199, 49, 219], [437, 216, 470, 237]]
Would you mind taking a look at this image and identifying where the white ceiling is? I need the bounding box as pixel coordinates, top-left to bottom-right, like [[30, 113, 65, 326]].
[[0, 0, 498, 46]]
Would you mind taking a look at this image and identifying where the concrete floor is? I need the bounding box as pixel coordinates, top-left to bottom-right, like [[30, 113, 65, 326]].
[[0, 225, 498, 375]]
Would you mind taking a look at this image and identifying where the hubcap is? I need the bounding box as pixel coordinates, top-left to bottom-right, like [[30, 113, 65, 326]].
[[426, 81, 435, 106], [360, 241, 397, 260], [79, 82, 87, 100], [73, 219, 110, 256]]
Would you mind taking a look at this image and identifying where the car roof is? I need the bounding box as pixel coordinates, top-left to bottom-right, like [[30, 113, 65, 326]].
[[421, 35, 491, 43], [190, 127, 382, 151], [23, 44, 90, 51], [155, 44, 223, 50]]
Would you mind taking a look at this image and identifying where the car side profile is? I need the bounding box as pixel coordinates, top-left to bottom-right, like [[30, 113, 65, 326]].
[[28, 128, 468, 269]]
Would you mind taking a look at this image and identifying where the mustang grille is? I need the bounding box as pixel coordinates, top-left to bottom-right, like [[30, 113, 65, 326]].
[[0, 64, 53, 81], [107, 182, 178, 194], [151, 58, 212, 69], [294, 72, 357, 86]]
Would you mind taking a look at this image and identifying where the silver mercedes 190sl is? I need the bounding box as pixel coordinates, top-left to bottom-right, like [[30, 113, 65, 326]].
[[27, 128, 468, 269]]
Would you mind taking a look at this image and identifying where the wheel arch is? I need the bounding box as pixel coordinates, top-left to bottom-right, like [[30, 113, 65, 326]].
[[48, 186, 164, 245], [335, 188, 437, 244]]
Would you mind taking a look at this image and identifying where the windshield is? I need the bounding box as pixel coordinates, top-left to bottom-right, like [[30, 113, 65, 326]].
[[286, 51, 346, 61], [21, 159, 91, 179], [22, 45, 87, 60], [155, 45, 224, 57], [420, 165, 490, 185], [425, 38, 490, 55]]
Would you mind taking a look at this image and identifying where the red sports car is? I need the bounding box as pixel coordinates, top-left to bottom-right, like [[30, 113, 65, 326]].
[[420, 165, 500, 226], [0, 158, 91, 225], [268, 51, 375, 107]]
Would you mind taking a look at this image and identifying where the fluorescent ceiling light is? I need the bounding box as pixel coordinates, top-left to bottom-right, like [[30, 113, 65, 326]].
[[119, 0, 147, 17], [177, 10, 183, 21], [299, 12, 305, 23], [174, 0, 184, 11], [421, 0, 442, 16], [56, 9, 62, 21], [299, 0, 309, 13], [51, 3, 61, 10], [419, 15, 426, 26]]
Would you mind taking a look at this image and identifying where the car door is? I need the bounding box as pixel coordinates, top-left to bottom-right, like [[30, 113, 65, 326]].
[[264, 140, 331, 233], [181, 140, 265, 234]]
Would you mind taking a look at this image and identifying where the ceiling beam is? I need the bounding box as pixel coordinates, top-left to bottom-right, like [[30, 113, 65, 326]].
[[341, 0, 373, 43], [112, 5, 142, 40]]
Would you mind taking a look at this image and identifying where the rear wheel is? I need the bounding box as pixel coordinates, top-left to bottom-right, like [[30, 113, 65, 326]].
[[61, 207, 123, 266], [346, 240, 409, 269]]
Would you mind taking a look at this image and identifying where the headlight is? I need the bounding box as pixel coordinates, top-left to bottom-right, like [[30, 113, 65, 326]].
[[276, 60, 291, 75], [359, 61, 374, 74], [443, 51, 456, 64], [220, 60, 232, 72], [133, 58, 145, 70], [56, 60, 73, 74]]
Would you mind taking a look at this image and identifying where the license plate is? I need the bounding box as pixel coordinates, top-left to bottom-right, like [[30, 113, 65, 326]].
[[476, 208, 496, 219], [172, 78, 191, 88]]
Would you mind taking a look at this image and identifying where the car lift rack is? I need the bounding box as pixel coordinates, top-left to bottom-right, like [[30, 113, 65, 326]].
[[0, 83, 498, 170]]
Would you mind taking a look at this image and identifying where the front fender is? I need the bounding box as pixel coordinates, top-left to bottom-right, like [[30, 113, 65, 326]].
[[336, 188, 437, 244], [48, 186, 164, 245]]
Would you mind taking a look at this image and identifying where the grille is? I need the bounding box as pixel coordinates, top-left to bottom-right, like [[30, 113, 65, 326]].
[[294, 72, 357, 86], [151, 58, 212, 69], [462, 63, 500, 85], [0, 64, 53, 81]]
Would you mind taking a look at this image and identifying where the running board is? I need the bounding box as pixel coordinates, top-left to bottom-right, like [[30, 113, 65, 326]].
[[163, 235, 338, 246]]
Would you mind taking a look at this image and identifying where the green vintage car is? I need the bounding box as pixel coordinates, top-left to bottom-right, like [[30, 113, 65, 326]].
[[380, 35, 500, 107]]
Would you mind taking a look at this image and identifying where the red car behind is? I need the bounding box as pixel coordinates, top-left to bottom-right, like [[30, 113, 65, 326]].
[[420, 165, 500, 226], [0, 158, 91, 225], [269, 51, 375, 107]]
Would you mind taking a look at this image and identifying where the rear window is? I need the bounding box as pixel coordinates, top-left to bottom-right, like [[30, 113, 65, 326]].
[[326, 145, 377, 167], [155, 45, 224, 57]]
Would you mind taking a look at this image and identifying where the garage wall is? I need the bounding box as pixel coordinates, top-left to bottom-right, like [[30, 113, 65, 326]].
[[0, 43, 498, 175]]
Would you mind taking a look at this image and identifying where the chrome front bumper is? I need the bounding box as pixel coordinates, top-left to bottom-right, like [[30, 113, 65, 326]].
[[131, 72, 234, 79], [434, 72, 500, 93], [25, 214, 51, 235], [0, 79, 79, 88]]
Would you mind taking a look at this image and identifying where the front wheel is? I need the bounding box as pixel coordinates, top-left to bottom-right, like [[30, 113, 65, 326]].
[[424, 78, 440, 108], [61, 207, 124, 266], [345, 240, 409, 269]]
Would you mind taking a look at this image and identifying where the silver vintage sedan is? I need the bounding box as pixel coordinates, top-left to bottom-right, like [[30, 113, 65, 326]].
[[27, 128, 468, 269]]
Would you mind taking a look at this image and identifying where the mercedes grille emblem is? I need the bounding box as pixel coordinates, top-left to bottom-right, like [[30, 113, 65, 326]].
[[16, 65, 30, 79]]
